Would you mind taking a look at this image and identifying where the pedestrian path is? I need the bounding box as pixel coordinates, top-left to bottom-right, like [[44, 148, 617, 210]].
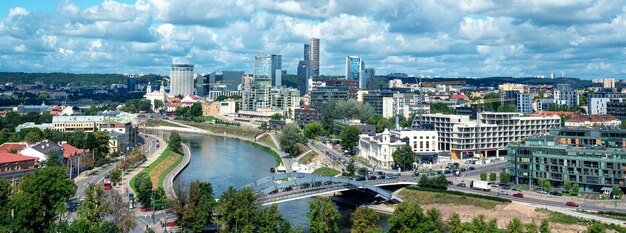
[[163, 143, 191, 200]]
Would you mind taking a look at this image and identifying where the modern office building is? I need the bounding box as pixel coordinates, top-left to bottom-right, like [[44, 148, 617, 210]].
[[170, 64, 195, 97], [413, 112, 561, 159], [127, 76, 138, 92], [304, 44, 310, 61], [607, 99, 626, 120], [554, 84, 579, 107], [345, 56, 364, 81], [361, 68, 375, 89], [324, 79, 359, 99], [309, 86, 350, 111], [508, 128, 626, 192], [363, 88, 413, 115], [222, 71, 245, 91], [310, 38, 319, 77], [241, 77, 299, 112], [517, 93, 535, 114], [254, 55, 282, 86], [195, 74, 205, 97], [297, 60, 311, 96]]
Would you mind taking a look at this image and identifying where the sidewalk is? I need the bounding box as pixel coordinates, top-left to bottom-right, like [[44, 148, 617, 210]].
[[123, 134, 168, 196], [163, 143, 191, 199]]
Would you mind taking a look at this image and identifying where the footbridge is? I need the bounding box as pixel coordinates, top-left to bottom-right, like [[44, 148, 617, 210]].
[[241, 173, 417, 205]]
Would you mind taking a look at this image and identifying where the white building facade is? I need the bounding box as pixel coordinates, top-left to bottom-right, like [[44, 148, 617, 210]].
[[170, 64, 195, 97]]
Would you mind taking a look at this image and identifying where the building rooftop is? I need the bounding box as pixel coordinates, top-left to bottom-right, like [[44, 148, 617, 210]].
[[567, 114, 620, 123], [52, 116, 105, 123], [61, 143, 88, 159], [0, 152, 37, 164], [0, 142, 28, 153]]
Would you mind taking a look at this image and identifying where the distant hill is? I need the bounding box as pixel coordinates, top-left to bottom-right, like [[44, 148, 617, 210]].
[[393, 76, 595, 88], [0, 72, 164, 86]]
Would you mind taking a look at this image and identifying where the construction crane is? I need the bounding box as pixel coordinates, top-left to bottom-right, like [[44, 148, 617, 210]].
[[418, 80, 466, 87]]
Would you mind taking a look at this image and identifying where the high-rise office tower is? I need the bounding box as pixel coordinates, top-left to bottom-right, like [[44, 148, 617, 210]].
[[360, 68, 375, 89], [297, 60, 311, 96], [310, 38, 319, 77], [127, 76, 137, 92], [254, 55, 282, 86], [222, 71, 244, 91], [304, 44, 310, 61], [345, 56, 364, 81], [170, 64, 195, 97], [195, 74, 204, 97]]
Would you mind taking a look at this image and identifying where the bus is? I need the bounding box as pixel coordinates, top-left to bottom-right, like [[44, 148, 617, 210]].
[[103, 178, 112, 190]]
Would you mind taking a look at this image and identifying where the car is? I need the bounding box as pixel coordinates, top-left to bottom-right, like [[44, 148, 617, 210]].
[[283, 186, 293, 192], [491, 183, 500, 188], [513, 193, 524, 198], [356, 176, 366, 181], [469, 167, 475, 170], [456, 183, 466, 187], [498, 190, 509, 195], [460, 168, 467, 172], [500, 185, 512, 190], [379, 175, 386, 180], [300, 183, 311, 189], [369, 175, 378, 180], [269, 189, 279, 194], [536, 189, 548, 194], [104, 174, 110, 179], [323, 181, 333, 185], [550, 191, 562, 196], [566, 202, 579, 207], [444, 170, 452, 174], [447, 181, 454, 185], [376, 171, 384, 175], [387, 174, 398, 179]]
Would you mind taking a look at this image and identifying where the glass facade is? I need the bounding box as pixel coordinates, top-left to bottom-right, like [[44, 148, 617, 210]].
[[345, 56, 362, 81], [254, 55, 282, 86]]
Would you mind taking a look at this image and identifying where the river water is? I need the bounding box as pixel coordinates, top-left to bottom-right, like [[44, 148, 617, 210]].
[[174, 133, 389, 232]]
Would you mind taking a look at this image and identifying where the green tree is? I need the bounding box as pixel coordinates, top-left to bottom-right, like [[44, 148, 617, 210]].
[[339, 126, 361, 152], [82, 106, 98, 115], [79, 183, 111, 223], [611, 185, 622, 198], [218, 187, 260, 232], [351, 207, 380, 233], [540, 219, 551, 233], [480, 173, 487, 181], [389, 201, 443, 233], [307, 197, 341, 233], [134, 172, 153, 207], [189, 103, 203, 117], [489, 172, 497, 182], [304, 122, 324, 139], [392, 145, 414, 171], [564, 181, 572, 193], [430, 103, 453, 114], [24, 131, 42, 144], [259, 122, 268, 131], [447, 213, 463, 233], [43, 150, 64, 167], [280, 123, 304, 156], [497, 104, 518, 112], [176, 182, 217, 232], [153, 99, 164, 111], [621, 119, 626, 129], [500, 172, 511, 184], [259, 204, 294, 233], [109, 168, 122, 183], [8, 166, 76, 232], [506, 218, 524, 233], [419, 175, 432, 188], [579, 94, 588, 105], [572, 183, 580, 195], [98, 221, 120, 233], [271, 113, 284, 121], [346, 162, 356, 176], [525, 220, 538, 233], [169, 131, 183, 154], [584, 223, 606, 233]]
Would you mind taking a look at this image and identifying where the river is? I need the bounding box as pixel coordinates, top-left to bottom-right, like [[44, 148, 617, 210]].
[[173, 133, 389, 232]]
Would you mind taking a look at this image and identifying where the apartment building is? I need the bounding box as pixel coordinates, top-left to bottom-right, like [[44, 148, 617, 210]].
[[413, 112, 560, 159], [508, 128, 626, 192], [52, 116, 106, 132], [358, 129, 406, 169], [382, 93, 429, 119]]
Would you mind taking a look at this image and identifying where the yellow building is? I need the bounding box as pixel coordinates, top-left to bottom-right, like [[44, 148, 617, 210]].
[[52, 116, 106, 132]]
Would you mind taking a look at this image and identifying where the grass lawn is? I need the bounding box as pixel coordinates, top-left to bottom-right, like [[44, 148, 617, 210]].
[[145, 120, 183, 128], [151, 151, 183, 189], [313, 167, 340, 177], [299, 151, 318, 165], [399, 188, 504, 209], [130, 148, 179, 193], [536, 208, 626, 232], [184, 121, 261, 139], [257, 134, 277, 149]]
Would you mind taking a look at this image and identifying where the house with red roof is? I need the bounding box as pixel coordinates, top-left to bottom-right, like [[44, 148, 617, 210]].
[[530, 111, 575, 117], [565, 114, 621, 128], [451, 93, 470, 101], [61, 143, 89, 178], [0, 142, 28, 153], [0, 152, 37, 186]]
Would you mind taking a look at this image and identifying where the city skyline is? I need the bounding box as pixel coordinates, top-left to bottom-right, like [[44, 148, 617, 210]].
[[1, 1, 626, 79]]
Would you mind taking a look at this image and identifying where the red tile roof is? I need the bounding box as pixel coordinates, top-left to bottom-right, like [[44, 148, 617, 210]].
[[531, 111, 575, 117], [0, 152, 37, 164], [567, 114, 620, 123], [451, 93, 469, 101], [0, 143, 28, 153], [62, 143, 88, 158]]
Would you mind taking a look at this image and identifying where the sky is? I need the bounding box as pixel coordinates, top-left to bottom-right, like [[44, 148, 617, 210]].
[[0, 0, 625, 79]]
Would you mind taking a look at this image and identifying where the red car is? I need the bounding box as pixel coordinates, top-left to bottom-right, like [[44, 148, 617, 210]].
[[566, 201, 579, 207], [269, 189, 278, 194], [512, 193, 524, 198]]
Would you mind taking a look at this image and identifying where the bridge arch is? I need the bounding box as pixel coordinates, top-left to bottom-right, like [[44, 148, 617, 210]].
[[242, 173, 401, 201]]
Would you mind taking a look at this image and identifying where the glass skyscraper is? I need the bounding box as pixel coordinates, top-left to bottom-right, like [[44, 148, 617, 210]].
[[345, 56, 363, 81], [254, 55, 282, 86], [361, 68, 375, 89], [310, 38, 319, 77]]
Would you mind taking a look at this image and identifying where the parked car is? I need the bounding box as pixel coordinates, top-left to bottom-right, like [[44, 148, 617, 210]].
[[512, 193, 524, 198], [356, 176, 366, 181], [469, 167, 475, 170], [283, 186, 293, 192], [269, 189, 279, 194], [566, 202, 579, 207], [500, 184, 512, 190], [536, 188, 548, 194], [550, 191, 562, 196], [447, 181, 454, 185], [498, 190, 509, 195], [369, 175, 378, 180], [456, 183, 466, 187], [491, 183, 500, 188]]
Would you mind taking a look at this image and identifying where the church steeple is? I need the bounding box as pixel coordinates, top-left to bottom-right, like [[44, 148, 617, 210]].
[[147, 82, 152, 93], [159, 81, 164, 93]]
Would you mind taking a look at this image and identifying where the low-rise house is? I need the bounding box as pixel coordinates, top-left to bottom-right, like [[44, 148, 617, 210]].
[[0, 142, 28, 153], [0, 152, 38, 186], [565, 114, 621, 128], [19, 140, 64, 163], [62, 143, 88, 178]]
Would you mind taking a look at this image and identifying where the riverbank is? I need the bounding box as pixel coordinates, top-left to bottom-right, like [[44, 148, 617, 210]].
[[164, 143, 191, 199]]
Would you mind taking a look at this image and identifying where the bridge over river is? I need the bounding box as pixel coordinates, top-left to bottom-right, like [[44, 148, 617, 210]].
[[241, 173, 419, 205]]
